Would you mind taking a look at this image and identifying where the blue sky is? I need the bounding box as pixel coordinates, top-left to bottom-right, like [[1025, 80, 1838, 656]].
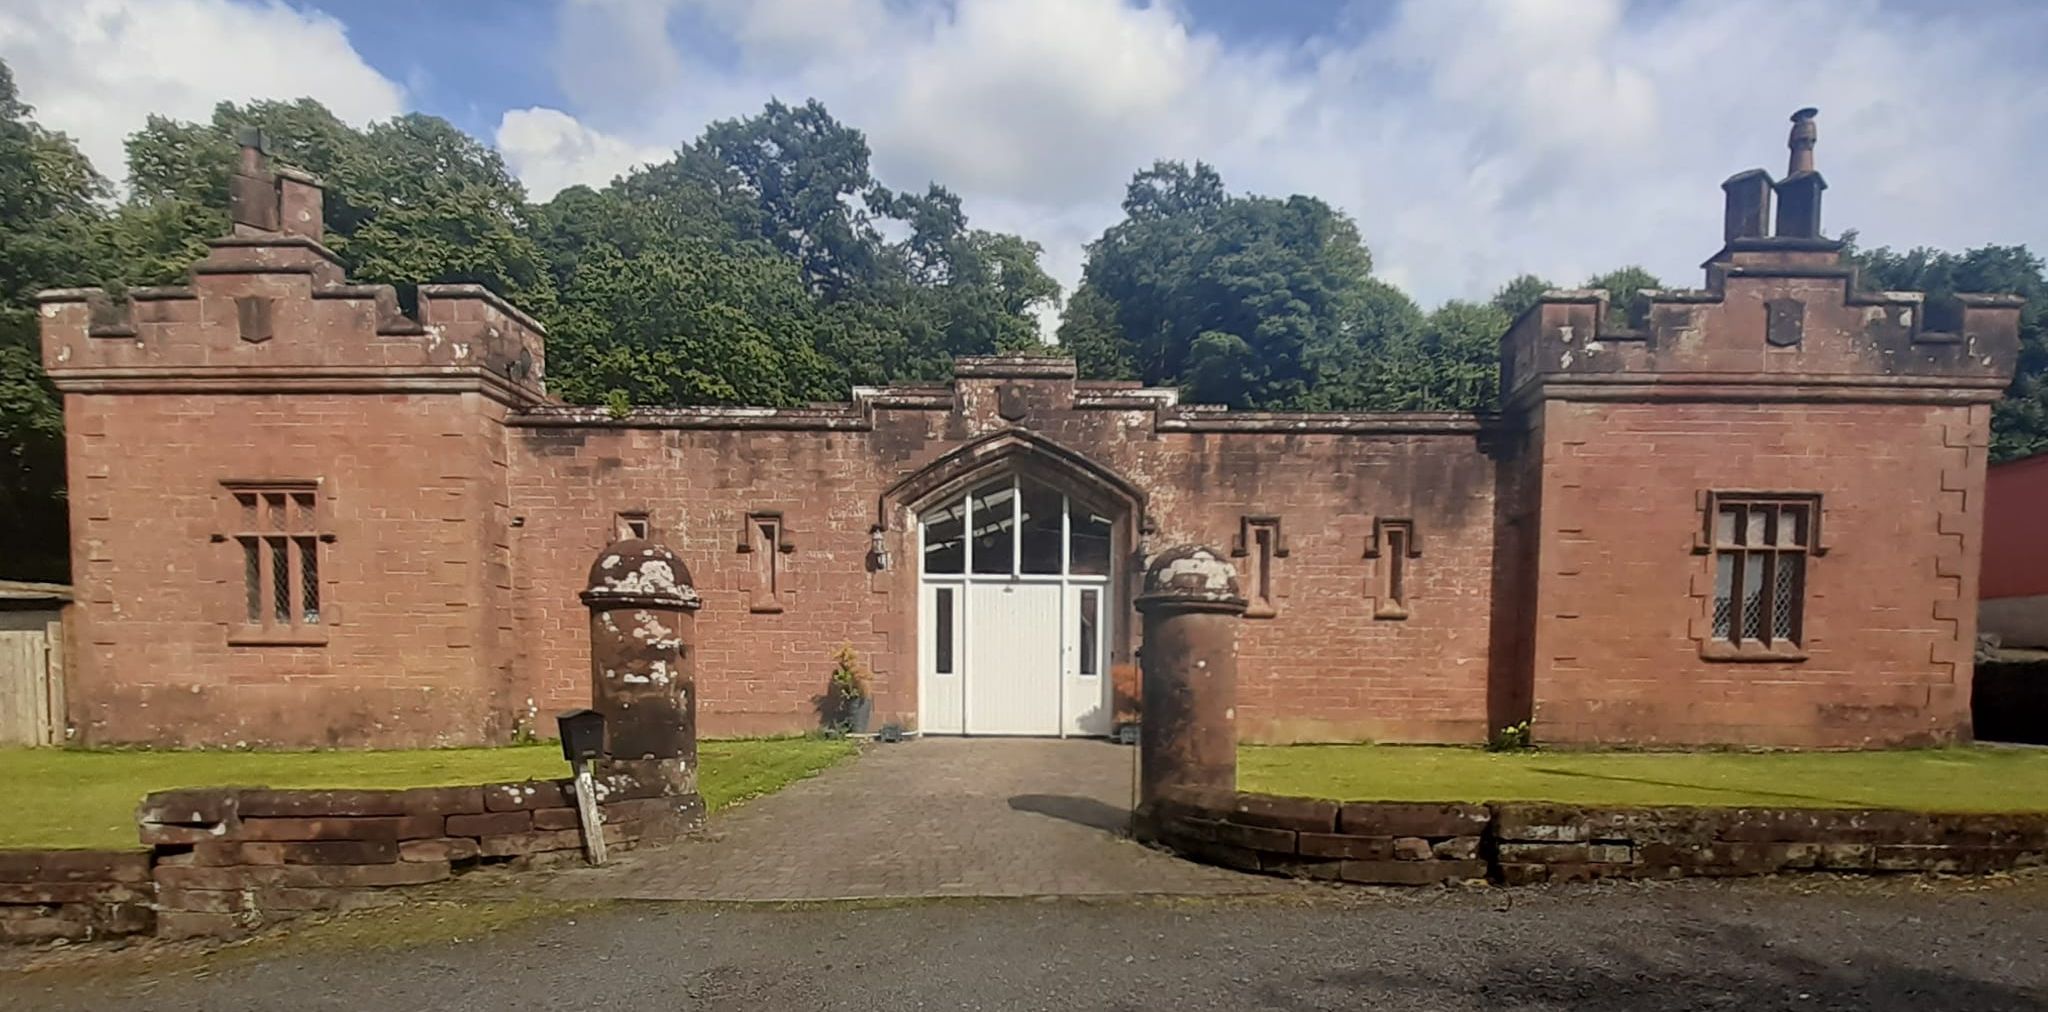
[[4, 0, 2045, 314]]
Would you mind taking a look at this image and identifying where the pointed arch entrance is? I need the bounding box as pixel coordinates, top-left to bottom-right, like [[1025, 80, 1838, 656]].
[[884, 431, 1144, 737]]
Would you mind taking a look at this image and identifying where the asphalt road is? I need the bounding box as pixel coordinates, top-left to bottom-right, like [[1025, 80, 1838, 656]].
[[16, 878, 2048, 1011]]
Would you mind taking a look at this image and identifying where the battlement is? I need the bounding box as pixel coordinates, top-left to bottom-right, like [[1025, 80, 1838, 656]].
[[1500, 110, 2022, 411], [37, 137, 547, 405]]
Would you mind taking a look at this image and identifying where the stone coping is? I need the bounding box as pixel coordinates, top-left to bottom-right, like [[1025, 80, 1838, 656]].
[[3, 770, 703, 944], [1138, 786, 2048, 887]]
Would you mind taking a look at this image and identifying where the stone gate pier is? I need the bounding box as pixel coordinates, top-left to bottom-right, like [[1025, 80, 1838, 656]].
[[578, 538, 708, 840]]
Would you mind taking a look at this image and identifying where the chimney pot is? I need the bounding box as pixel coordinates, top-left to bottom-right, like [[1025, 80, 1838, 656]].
[[1787, 107, 1818, 176], [1773, 108, 1827, 238]]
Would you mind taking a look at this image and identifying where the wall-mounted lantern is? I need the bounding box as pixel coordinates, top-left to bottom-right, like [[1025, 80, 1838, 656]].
[[869, 525, 892, 571]]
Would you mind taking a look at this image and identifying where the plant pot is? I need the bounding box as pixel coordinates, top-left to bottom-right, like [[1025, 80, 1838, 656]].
[[843, 697, 873, 735]]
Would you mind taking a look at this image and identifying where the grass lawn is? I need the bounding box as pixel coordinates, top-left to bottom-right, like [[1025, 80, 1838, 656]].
[[1240, 744, 2048, 813], [0, 736, 856, 851]]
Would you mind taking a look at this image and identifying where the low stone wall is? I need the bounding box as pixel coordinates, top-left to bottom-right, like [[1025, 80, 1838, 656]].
[[0, 851, 155, 942], [1493, 803, 2048, 884], [1140, 787, 2048, 886], [138, 776, 701, 940], [1139, 787, 1489, 885]]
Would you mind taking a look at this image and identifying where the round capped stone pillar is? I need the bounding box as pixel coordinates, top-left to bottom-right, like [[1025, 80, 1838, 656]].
[[580, 539, 702, 763], [1135, 544, 1248, 808]]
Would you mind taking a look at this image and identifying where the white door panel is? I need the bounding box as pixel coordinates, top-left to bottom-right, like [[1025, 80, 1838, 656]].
[[965, 583, 1062, 735], [1062, 585, 1112, 736], [919, 583, 965, 734]]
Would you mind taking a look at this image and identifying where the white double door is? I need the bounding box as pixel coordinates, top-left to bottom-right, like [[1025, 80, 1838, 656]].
[[920, 579, 1110, 737]]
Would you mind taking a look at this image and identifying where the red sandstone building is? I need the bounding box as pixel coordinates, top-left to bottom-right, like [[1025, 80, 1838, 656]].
[[38, 114, 2021, 750], [1981, 452, 2048, 650]]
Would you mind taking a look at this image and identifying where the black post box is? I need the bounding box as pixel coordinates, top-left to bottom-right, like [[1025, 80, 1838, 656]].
[[557, 709, 607, 762]]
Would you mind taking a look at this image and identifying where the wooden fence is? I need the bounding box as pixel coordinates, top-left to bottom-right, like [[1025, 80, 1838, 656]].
[[0, 583, 68, 746]]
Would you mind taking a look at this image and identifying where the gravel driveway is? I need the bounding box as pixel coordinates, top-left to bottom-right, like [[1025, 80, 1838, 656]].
[[20, 877, 2046, 1011], [547, 737, 1276, 900]]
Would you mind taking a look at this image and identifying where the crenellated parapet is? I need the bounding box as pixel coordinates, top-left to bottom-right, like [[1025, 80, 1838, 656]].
[[1501, 109, 2020, 413], [1501, 270, 2021, 411], [37, 138, 548, 406]]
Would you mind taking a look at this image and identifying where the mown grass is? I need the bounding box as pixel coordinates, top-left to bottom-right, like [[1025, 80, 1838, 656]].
[[1239, 744, 2048, 812], [0, 737, 857, 850]]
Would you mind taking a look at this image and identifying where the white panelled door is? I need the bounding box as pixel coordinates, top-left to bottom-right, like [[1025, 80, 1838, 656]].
[[965, 584, 1062, 734], [917, 473, 1116, 737], [919, 583, 965, 734], [1062, 584, 1111, 736]]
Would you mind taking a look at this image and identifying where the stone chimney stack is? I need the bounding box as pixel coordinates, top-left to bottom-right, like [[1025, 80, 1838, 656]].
[[225, 127, 324, 243], [1773, 107, 1826, 239], [1721, 169, 1772, 242], [227, 129, 279, 235]]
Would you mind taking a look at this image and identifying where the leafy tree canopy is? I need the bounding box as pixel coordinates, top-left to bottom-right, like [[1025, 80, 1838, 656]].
[[0, 61, 110, 579], [1063, 160, 1376, 408], [1846, 233, 2048, 460], [1584, 265, 1663, 328]]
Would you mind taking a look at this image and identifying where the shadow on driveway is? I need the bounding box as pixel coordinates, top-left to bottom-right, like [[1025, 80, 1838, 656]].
[[1007, 793, 1132, 834]]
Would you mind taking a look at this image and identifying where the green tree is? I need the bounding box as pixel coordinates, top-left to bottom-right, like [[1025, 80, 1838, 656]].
[[1490, 272, 1555, 321], [1306, 289, 1504, 413], [545, 239, 841, 407], [1585, 265, 1663, 328], [693, 98, 881, 296], [1065, 160, 1375, 408], [1846, 235, 2048, 460], [0, 59, 112, 579], [535, 106, 1057, 400], [1297, 278, 1424, 411], [1055, 283, 1131, 380], [114, 100, 555, 312]]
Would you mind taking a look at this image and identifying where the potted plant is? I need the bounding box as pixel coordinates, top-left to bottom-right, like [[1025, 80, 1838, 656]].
[[828, 644, 874, 735], [1110, 662, 1142, 744]]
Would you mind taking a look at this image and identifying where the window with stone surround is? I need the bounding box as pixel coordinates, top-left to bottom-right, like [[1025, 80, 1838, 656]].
[[1233, 516, 1285, 618], [740, 511, 792, 613], [1698, 492, 1819, 659], [1366, 518, 1418, 620], [222, 480, 328, 645]]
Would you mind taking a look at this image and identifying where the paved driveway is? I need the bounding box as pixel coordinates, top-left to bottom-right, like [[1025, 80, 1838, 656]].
[[550, 737, 1281, 901]]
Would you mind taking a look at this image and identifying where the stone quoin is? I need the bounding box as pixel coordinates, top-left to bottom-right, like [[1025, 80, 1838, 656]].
[[37, 110, 2022, 749]]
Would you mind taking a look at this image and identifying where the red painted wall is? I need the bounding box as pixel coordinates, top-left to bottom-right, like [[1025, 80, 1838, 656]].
[[1982, 454, 2048, 600]]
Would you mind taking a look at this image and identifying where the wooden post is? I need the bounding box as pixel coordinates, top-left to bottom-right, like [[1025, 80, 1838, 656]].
[[571, 759, 608, 866]]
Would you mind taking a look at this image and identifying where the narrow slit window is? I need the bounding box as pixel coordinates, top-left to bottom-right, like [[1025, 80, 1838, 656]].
[[1370, 518, 1417, 619], [1705, 494, 1813, 651], [1238, 517, 1282, 617], [935, 587, 955, 675], [1385, 526, 1408, 606], [757, 519, 778, 596], [1078, 589, 1099, 677], [746, 513, 785, 612], [615, 511, 651, 540], [225, 481, 326, 635]]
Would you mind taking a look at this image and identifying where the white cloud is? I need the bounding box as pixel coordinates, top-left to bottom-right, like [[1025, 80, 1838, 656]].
[[526, 0, 2048, 311], [495, 107, 671, 200], [0, 0, 404, 183], [8, 0, 2038, 317]]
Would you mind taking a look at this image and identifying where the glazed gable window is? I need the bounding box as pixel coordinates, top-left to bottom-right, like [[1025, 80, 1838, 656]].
[[222, 480, 328, 644], [1701, 493, 1819, 658]]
